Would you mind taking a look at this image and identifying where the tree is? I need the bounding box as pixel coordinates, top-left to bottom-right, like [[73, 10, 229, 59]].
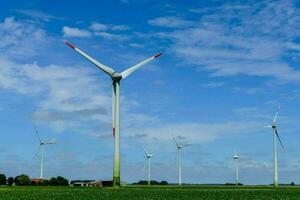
[[291, 182, 295, 186], [160, 181, 168, 185], [49, 176, 69, 186], [14, 174, 31, 186], [56, 176, 69, 186], [49, 177, 57, 186], [7, 177, 14, 186], [41, 180, 50, 186], [0, 174, 6, 185]]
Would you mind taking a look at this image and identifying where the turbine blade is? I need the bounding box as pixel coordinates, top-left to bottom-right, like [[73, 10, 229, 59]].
[[272, 106, 280, 124], [34, 145, 41, 160], [172, 136, 179, 148], [144, 150, 149, 156], [182, 143, 191, 148], [44, 141, 56, 145], [65, 41, 115, 77], [34, 127, 42, 143], [143, 157, 147, 171], [275, 128, 284, 149], [120, 53, 162, 79]]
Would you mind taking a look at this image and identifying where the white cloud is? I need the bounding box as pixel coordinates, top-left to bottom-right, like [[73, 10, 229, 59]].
[[62, 26, 92, 38], [89, 22, 108, 31], [90, 22, 130, 31], [124, 120, 264, 145], [0, 17, 48, 58], [148, 0, 300, 83], [201, 82, 225, 88], [148, 16, 195, 28], [14, 9, 65, 21], [95, 31, 128, 40], [110, 25, 129, 31], [0, 57, 112, 132]]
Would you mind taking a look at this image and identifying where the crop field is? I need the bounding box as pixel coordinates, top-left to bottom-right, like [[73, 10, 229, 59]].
[[1, 186, 300, 200]]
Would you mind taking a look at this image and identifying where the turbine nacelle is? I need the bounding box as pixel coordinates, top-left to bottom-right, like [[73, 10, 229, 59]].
[[111, 73, 122, 82]]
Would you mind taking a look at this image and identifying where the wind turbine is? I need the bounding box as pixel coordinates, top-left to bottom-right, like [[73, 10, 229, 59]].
[[173, 136, 189, 185], [144, 150, 153, 186], [233, 151, 239, 186], [65, 41, 162, 187], [265, 106, 284, 187], [34, 128, 56, 179]]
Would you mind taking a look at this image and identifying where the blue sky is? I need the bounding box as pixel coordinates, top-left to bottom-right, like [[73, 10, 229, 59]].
[[0, 0, 300, 184]]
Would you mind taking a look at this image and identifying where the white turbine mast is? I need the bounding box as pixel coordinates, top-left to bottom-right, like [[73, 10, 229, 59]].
[[173, 136, 189, 186], [65, 41, 162, 187], [233, 151, 239, 186], [144, 150, 154, 186], [265, 106, 284, 187], [34, 127, 56, 179]]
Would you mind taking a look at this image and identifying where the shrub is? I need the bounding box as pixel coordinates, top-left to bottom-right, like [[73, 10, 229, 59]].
[[7, 177, 14, 186], [14, 174, 31, 186], [49, 176, 69, 186], [0, 174, 6, 185]]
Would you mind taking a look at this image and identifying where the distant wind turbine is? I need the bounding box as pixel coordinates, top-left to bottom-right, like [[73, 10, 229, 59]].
[[65, 41, 162, 187], [34, 128, 56, 179], [173, 136, 189, 185], [265, 106, 284, 187], [144, 150, 154, 186], [233, 151, 239, 186]]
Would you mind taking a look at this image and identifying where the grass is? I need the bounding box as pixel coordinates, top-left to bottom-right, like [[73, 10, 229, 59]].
[[1, 185, 300, 199]]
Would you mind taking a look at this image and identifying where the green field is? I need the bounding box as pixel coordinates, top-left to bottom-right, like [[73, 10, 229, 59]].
[[1, 186, 300, 200]]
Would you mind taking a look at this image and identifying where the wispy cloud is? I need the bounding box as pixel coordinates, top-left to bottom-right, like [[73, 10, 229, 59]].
[[148, 16, 195, 28], [14, 9, 66, 21], [90, 22, 130, 31], [201, 82, 225, 88], [148, 0, 300, 83], [0, 17, 48, 59], [89, 23, 108, 31], [62, 26, 92, 38], [95, 31, 128, 41]]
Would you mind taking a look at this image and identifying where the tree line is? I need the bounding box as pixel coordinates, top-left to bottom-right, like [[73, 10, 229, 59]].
[[0, 174, 69, 186]]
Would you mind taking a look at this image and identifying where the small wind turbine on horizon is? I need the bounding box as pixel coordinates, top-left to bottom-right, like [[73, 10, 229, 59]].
[[173, 136, 189, 186], [65, 40, 162, 187], [34, 128, 56, 179], [265, 106, 284, 187], [144, 150, 154, 186], [233, 151, 239, 186]]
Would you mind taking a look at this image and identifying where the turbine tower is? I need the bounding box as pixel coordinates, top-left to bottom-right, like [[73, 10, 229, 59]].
[[266, 106, 284, 187], [233, 151, 239, 186], [65, 41, 162, 187], [34, 128, 56, 179], [173, 137, 188, 185], [144, 150, 153, 186]]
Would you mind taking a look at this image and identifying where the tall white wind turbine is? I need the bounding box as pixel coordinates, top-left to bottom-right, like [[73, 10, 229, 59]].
[[34, 128, 56, 179], [266, 107, 284, 187], [65, 41, 162, 187], [173, 137, 189, 185], [144, 150, 153, 186], [233, 151, 239, 186]]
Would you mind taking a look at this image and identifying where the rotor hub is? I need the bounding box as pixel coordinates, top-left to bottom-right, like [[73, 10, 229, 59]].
[[112, 73, 122, 82]]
